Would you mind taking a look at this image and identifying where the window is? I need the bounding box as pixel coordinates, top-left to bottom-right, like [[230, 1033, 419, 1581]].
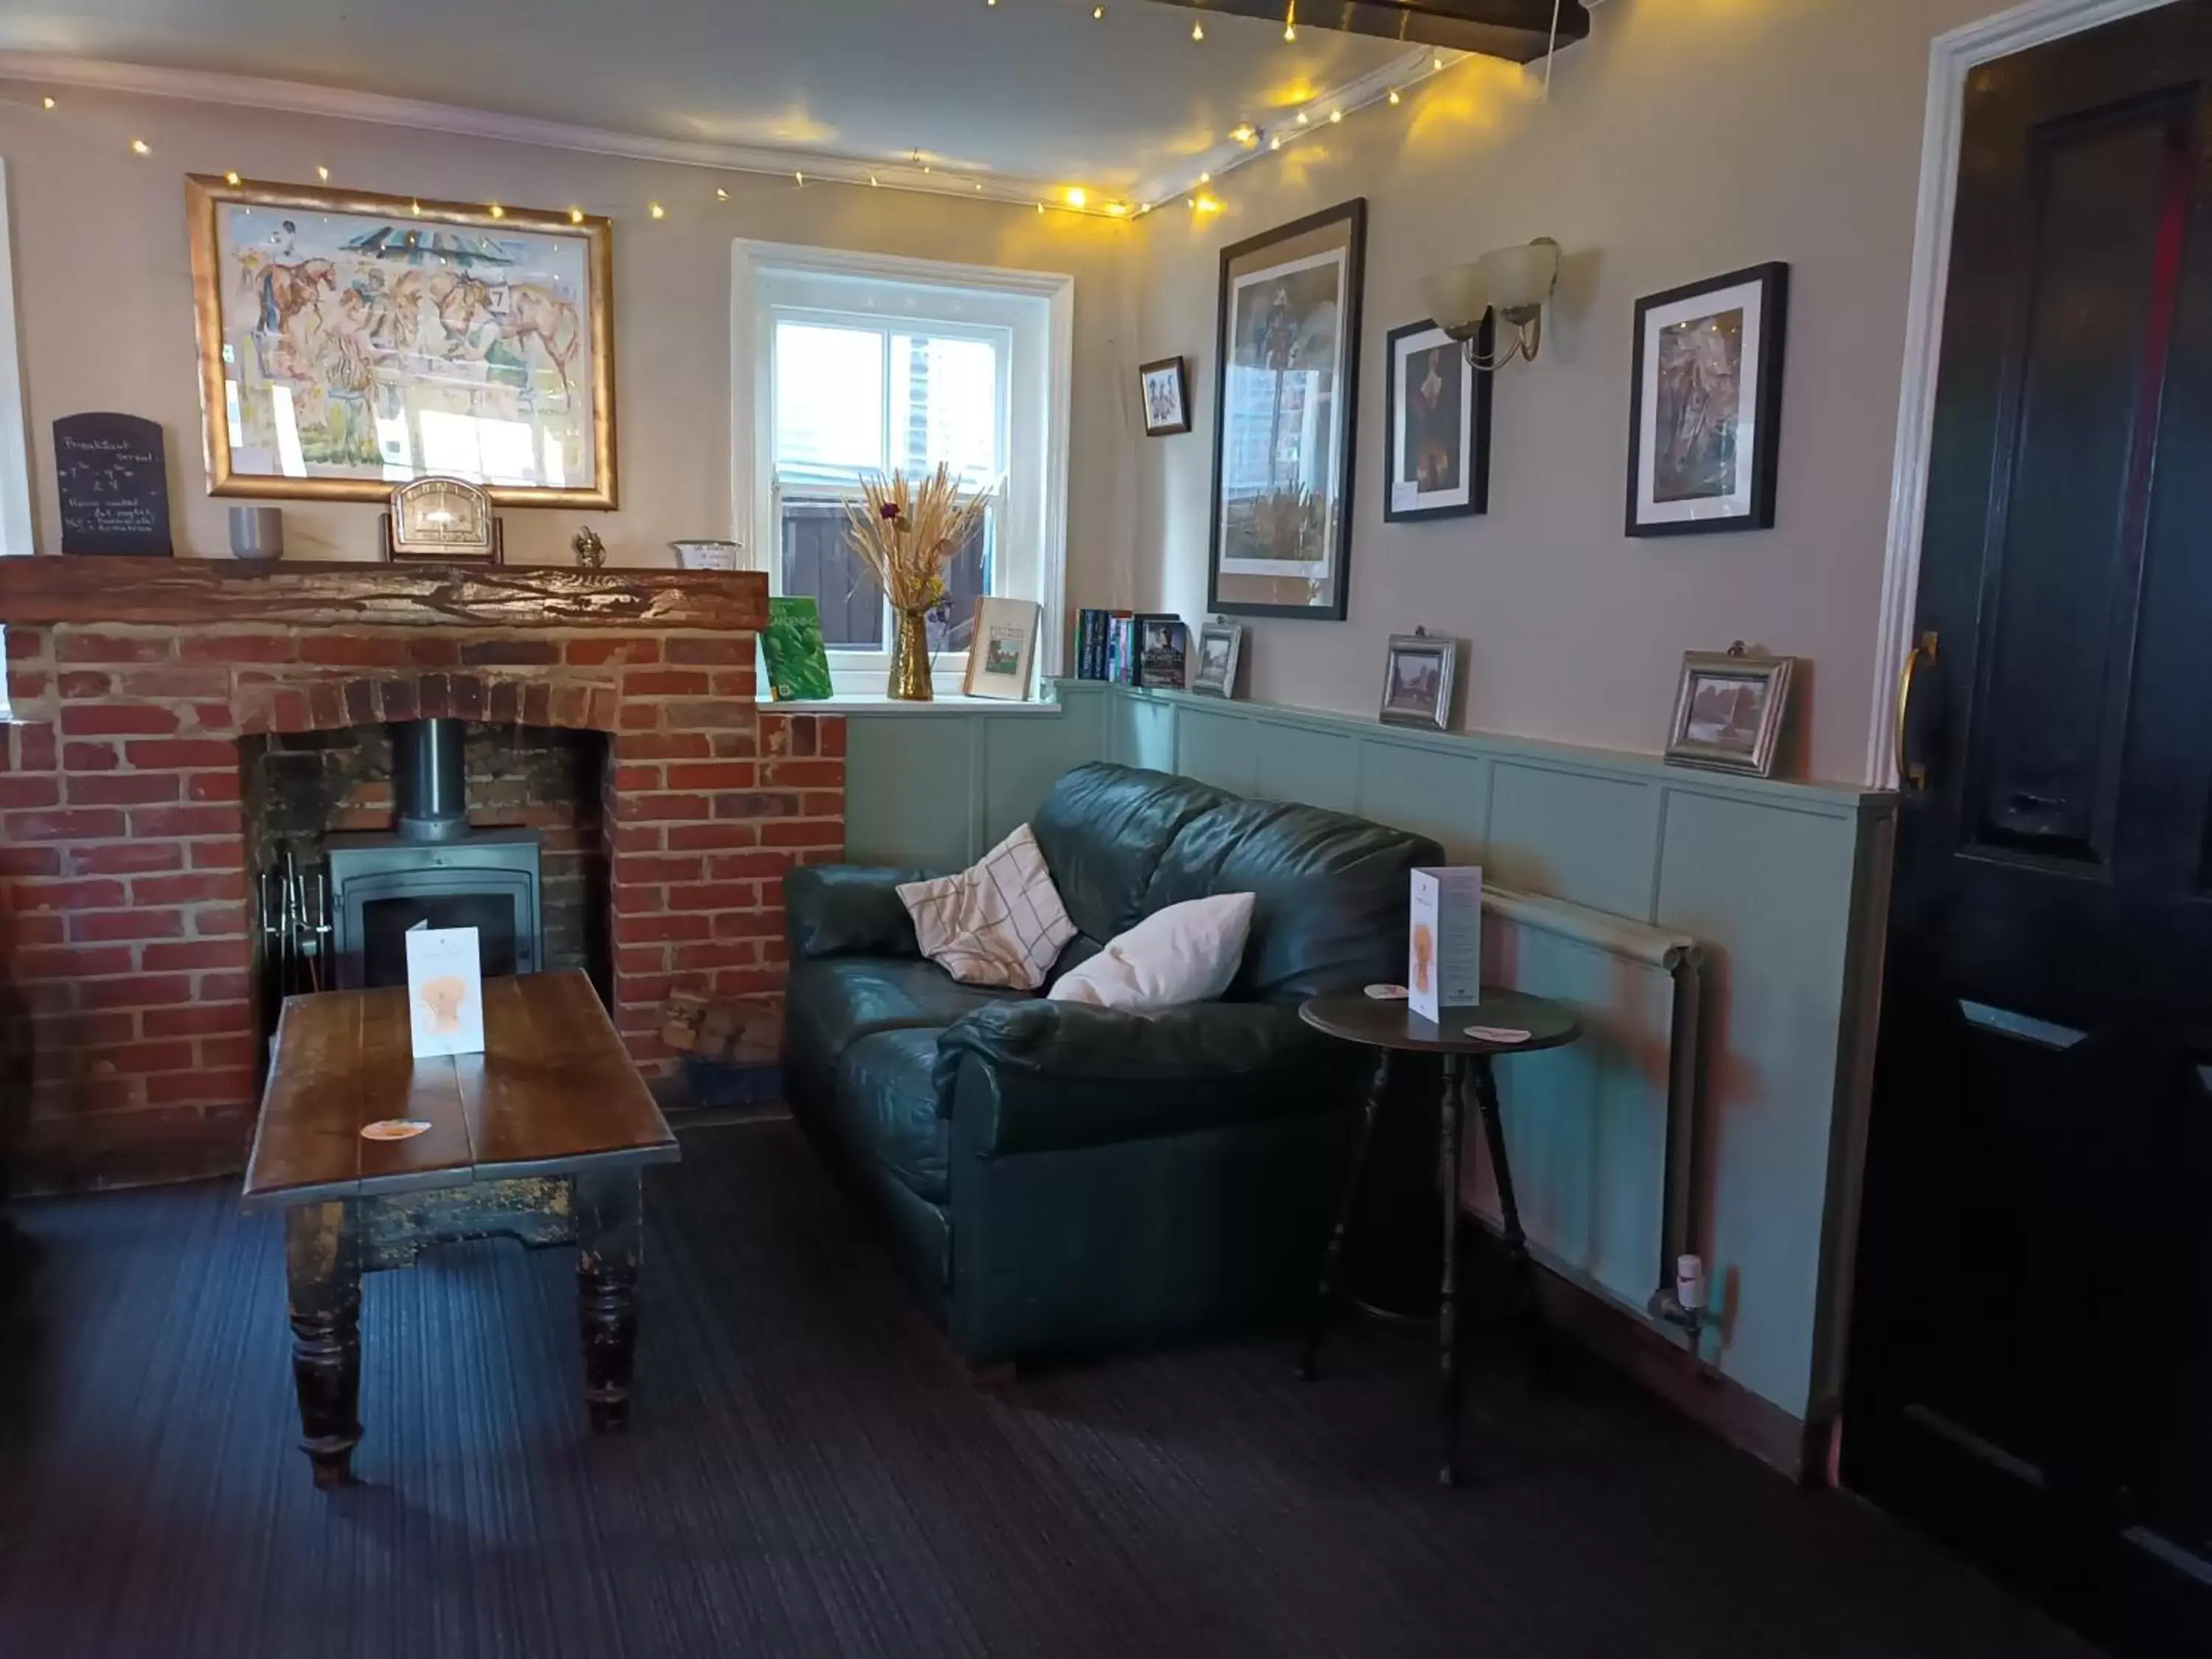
[[738, 245, 1071, 692]]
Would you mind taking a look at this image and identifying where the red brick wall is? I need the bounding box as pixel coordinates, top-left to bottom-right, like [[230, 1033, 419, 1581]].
[[0, 622, 846, 1193]]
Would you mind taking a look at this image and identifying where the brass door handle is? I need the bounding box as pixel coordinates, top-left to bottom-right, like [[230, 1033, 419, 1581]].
[[1895, 630, 1937, 791]]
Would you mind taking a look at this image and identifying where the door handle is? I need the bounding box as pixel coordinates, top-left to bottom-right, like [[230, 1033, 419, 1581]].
[[1895, 630, 1938, 791]]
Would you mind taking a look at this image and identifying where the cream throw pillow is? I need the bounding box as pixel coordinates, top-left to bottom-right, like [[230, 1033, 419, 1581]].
[[897, 824, 1076, 991], [1046, 893, 1256, 1014]]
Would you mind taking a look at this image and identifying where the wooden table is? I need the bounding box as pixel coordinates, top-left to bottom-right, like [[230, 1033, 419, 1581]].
[[1297, 989, 1582, 1487], [241, 970, 681, 1488]]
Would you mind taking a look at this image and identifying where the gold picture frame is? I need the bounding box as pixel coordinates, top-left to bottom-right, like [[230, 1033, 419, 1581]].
[[186, 176, 617, 508]]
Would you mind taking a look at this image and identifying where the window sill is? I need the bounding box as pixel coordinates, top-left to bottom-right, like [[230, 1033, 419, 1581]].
[[759, 692, 1062, 717]]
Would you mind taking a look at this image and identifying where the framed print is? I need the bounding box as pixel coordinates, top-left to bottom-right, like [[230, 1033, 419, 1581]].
[[961, 597, 1042, 700], [187, 175, 617, 508], [1138, 356, 1191, 437], [1378, 630, 1458, 732], [1207, 200, 1366, 621], [1191, 621, 1244, 698], [1627, 262, 1787, 536], [1665, 647, 1793, 776], [1385, 319, 1490, 523]]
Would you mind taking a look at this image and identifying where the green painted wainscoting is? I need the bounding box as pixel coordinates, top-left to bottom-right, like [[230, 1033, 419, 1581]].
[[840, 681, 1898, 1441]]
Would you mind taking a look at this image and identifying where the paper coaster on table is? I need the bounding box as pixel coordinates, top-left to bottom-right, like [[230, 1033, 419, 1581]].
[[1464, 1026, 1532, 1045], [1363, 984, 1410, 1000], [360, 1119, 432, 1141]]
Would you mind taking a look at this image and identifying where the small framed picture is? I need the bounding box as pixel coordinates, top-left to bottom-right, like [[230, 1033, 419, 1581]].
[[1378, 630, 1458, 732], [1191, 621, 1244, 698], [1135, 614, 1189, 689], [1138, 356, 1191, 437], [1627, 262, 1789, 536], [1665, 647, 1793, 776], [962, 597, 1042, 700], [1385, 319, 1490, 522]]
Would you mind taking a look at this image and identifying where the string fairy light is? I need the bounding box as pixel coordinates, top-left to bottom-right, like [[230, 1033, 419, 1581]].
[[224, 170, 242, 185], [41, 95, 55, 109], [129, 138, 150, 155], [647, 201, 664, 218], [1191, 20, 1203, 39], [568, 205, 584, 223]]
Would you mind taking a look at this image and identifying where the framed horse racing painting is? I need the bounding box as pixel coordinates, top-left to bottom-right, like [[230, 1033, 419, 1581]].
[[186, 177, 617, 508]]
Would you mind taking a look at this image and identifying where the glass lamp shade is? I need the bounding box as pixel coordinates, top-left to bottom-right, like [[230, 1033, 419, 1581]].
[[1418, 261, 1490, 338], [1479, 239, 1560, 313]]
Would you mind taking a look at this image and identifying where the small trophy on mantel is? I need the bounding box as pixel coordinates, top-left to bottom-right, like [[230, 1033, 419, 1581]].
[[380, 476, 504, 563]]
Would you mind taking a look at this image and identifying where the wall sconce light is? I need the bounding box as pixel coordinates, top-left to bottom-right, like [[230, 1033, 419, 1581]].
[[1418, 237, 1562, 369]]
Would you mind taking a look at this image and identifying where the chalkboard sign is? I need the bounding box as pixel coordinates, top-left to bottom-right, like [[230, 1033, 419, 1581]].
[[56, 413, 173, 556]]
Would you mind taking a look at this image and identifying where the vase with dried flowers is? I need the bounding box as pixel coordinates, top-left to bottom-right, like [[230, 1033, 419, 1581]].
[[843, 464, 998, 701]]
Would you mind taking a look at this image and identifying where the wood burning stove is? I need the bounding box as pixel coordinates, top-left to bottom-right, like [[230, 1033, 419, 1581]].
[[325, 718, 544, 990]]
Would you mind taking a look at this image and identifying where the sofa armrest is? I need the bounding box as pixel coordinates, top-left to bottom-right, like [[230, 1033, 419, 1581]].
[[933, 1000, 1360, 1156], [783, 865, 930, 961]]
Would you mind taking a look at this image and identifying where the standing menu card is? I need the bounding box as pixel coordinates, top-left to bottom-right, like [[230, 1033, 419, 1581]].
[[1408, 867, 1484, 1024], [405, 923, 485, 1058]]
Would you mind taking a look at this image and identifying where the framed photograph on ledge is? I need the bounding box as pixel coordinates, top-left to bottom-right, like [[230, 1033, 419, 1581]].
[[1378, 630, 1458, 732], [962, 597, 1042, 700], [1385, 318, 1489, 523], [187, 175, 617, 508], [1206, 200, 1366, 622], [1191, 621, 1244, 698], [1664, 646, 1792, 776], [1627, 262, 1788, 537]]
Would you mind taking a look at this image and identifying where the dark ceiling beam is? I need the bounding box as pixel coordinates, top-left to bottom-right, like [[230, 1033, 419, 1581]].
[[1152, 0, 1590, 62]]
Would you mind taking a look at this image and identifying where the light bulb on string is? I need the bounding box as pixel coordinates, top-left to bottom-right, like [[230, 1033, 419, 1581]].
[[130, 139, 150, 155], [1328, 109, 1342, 122], [487, 202, 504, 218], [1388, 88, 1401, 105], [568, 206, 584, 223], [1191, 20, 1203, 39], [715, 187, 728, 201], [316, 164, 329, 181], [648, 201, 664, 218], [41, 96, 55, 110], [224, 170, 241, 186]]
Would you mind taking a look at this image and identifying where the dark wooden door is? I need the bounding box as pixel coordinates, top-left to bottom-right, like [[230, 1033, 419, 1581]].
[[1847, 7, 2212, 1654]]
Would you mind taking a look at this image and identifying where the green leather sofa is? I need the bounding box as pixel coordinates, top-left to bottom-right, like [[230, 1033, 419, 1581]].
[[781, 762, 1444, 1369]]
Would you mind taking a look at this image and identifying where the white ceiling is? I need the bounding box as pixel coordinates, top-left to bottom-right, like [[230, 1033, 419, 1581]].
[[0, 0, 1433, 204]]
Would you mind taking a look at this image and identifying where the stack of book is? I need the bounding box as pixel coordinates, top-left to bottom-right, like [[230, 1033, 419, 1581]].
[[1074, 608, 1189, 688]]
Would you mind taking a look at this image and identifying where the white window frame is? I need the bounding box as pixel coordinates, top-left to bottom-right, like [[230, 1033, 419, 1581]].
[[732, 240, 1073, 695], [0, 159, 35, 557]]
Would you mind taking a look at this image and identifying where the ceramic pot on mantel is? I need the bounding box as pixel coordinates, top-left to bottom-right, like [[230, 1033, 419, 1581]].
[[888, 608, 933, 701]]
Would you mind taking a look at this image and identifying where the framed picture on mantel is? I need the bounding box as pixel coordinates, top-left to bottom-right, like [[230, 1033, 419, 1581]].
[[186, 175, 617, 509]]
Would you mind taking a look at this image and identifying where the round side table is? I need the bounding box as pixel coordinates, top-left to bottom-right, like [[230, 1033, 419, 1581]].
[[1298, 988, 1582, 1487]]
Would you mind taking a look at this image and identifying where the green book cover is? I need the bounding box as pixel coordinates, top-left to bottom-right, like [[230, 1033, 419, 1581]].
[[761, 595, 834, 700]]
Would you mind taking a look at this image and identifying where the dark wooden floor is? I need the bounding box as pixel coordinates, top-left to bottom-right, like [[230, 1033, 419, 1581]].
[[0, 1119, 2100, 1659]]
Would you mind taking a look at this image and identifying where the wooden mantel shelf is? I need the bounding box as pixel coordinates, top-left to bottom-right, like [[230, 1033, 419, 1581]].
[[0, 557, 768, 632]]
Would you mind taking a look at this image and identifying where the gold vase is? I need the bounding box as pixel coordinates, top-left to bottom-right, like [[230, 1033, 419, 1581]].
[[888, 608, 933, 701]]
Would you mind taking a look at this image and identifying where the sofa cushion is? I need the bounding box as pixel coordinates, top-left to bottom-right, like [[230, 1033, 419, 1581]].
[[897, 824, 1075, 991], [786, 957, 1030, 1065], [1144, 799, 1444, 1005], [1047, 892, 1256, 1013], [1029, 763, 1226, 944], [830, 1029, 951, 1202]]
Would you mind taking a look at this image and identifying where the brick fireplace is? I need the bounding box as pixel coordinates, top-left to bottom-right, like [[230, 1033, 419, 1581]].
[[0, 560, 843, 1194]]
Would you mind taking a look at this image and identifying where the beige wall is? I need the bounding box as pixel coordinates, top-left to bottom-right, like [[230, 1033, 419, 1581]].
[[0, 83, 1141, 608], [1133, 0, 2002, 785]]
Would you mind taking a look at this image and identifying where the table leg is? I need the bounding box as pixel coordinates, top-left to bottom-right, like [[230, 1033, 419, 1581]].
[[1470, 1057, 1534, 1311], [284, 1200, 362, 1490], [1438, 1054, 1467, 1488], [1299, 1051, 1390, 1382], [575, 1168, 642, 1433]]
